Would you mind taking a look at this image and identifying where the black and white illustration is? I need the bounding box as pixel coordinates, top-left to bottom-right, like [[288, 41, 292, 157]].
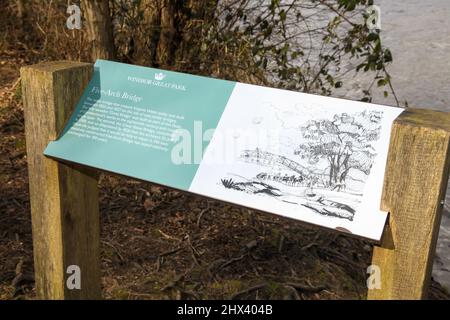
[[189, 83, 403, 240], [219, 110, 383, 222]]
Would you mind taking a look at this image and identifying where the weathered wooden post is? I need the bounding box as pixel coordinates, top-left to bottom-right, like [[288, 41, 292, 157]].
[[369, 108, 450, 299], [21, 61, 101, 299]]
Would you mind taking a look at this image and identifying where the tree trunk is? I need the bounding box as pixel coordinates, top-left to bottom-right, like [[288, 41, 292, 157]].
[[133, 0, 179, 67], [82, 0, 116, 61], [133, 0, 218, 69], [156, 1, 177, 67], [133, 0, 161, 66], [16, 0, 25, 29], [16, 0, 24, 19]]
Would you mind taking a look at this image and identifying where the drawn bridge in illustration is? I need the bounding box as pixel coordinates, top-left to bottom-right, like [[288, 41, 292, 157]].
[[235, 149, 356, 221], [239, 149, 318, 186]]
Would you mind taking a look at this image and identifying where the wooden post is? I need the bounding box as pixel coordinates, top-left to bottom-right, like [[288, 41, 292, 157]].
[[21, 61, 101, 299], [369, 108, 450, 300]]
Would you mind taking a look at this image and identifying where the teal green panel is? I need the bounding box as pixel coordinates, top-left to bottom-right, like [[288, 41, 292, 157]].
[[44, 59, 236, 190]]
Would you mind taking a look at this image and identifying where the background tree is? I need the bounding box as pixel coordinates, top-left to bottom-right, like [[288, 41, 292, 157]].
[[295, 110, 382, 190], [15, 0, 24, 29], [82, 0, 116, 60], [129, 0, 218, 68], [107, 0, 397, 100], [1, 0, 399, 100]]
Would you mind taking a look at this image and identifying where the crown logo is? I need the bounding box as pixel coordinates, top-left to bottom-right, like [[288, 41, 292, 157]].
[[154, 72, 166, 81]]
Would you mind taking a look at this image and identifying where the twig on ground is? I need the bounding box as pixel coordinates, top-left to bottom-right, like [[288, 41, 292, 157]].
[[218, 254, 246, 271], [155, 246, 184, 272], [230, 283, 268, 300], [160, 273, 185, 292], [196, 205, 210, 227], [278, 234, 285, 253], [7, 77, 21, 104], [300, 242, 318, 252], [158, 229, 182, 242], [186, 235, 201, 266], [101, 240, 125, 262], [285, 281, 327, 293], [283, 285, 301, 300]]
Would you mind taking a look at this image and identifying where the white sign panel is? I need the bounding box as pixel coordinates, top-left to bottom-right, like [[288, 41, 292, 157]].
[[45, 60, 404, 241], [190, 83, 403, 240]]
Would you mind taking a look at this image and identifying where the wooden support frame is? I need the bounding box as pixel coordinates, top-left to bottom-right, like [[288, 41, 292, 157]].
[[369, 108, 450, 299], [21, 61, 101, 299], [20, 61, 450, 300]]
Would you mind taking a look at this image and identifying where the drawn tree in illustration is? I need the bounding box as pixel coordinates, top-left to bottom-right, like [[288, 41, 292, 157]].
[[295, 111, 383, 191]]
